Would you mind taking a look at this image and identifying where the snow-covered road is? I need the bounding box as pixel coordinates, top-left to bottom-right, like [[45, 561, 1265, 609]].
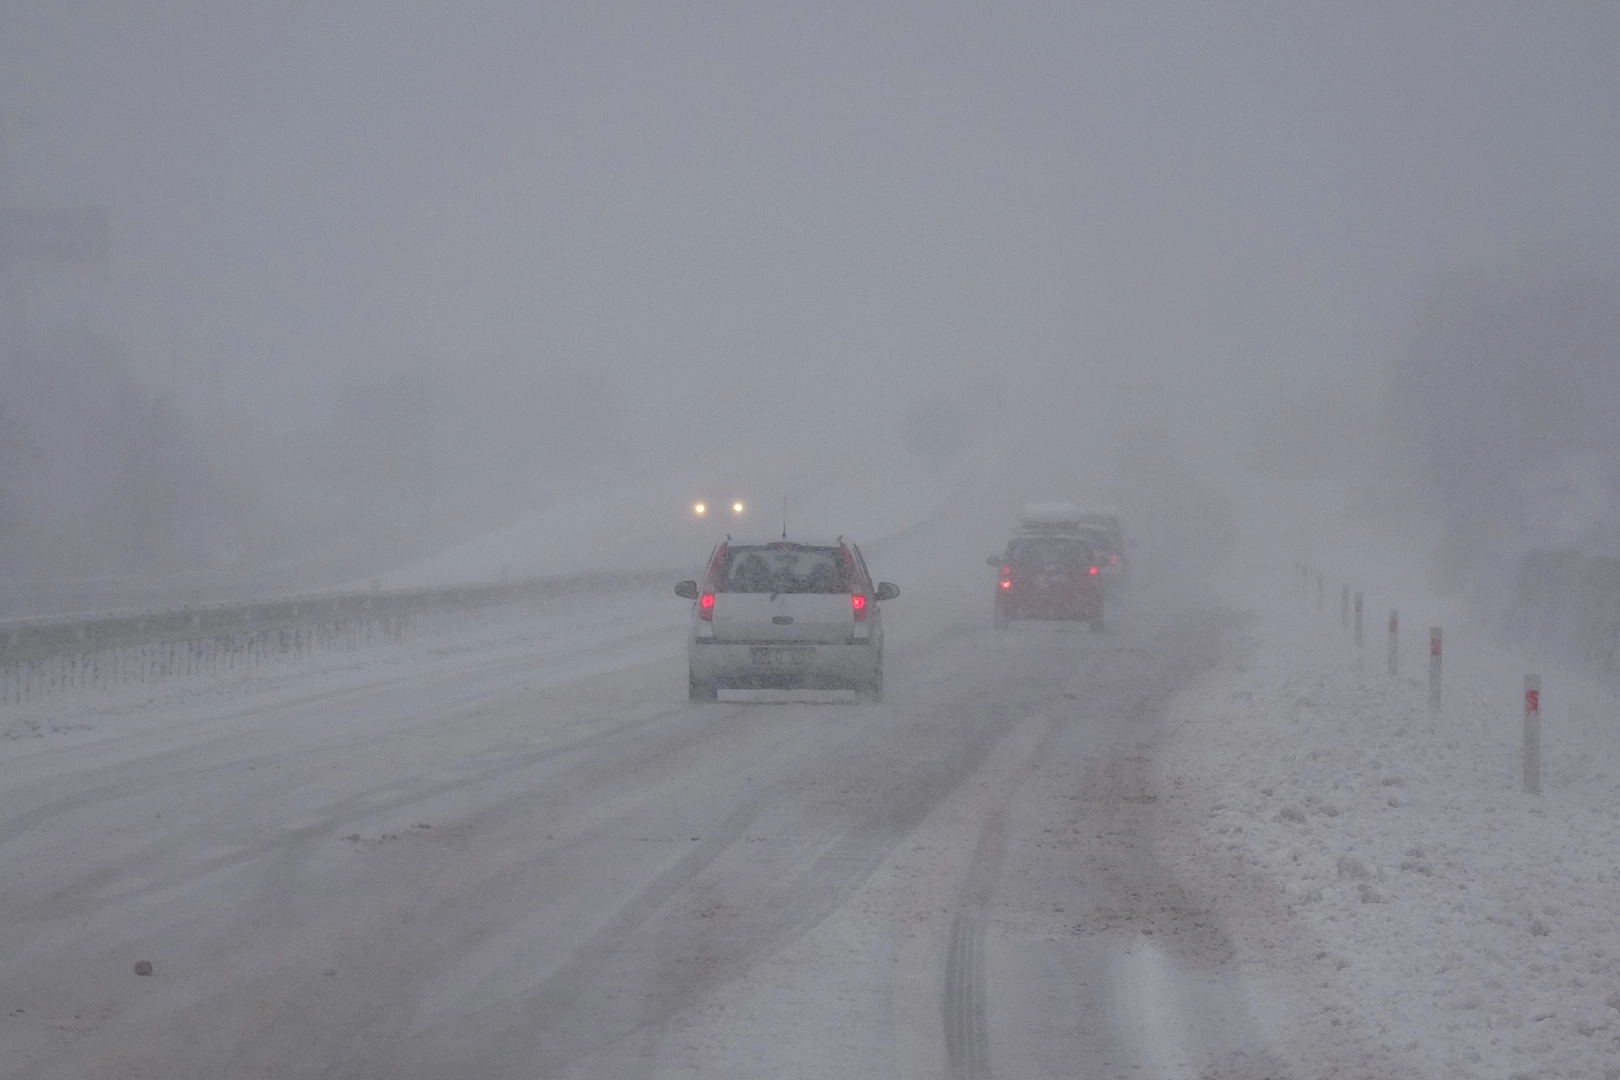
[[0, 570, 1333, 1078]]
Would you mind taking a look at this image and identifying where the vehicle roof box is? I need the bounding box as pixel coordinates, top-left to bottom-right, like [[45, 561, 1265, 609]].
[[1019, 502, 1082, 530]]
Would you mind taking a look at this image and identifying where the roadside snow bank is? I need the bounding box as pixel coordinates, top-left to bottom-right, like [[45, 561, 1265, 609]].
[[0, 587, 682, 749], [380, 450, 957, 590], [1156, 579, 1620, 1080]]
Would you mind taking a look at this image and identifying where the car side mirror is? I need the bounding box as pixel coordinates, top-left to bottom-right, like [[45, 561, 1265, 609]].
[[874, 582, 899, 602], [986, 555, 1002, 568], [674, 580, 699, 600]]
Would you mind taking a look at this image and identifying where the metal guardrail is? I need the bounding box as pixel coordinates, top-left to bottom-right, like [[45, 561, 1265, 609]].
[[0, 569, 675, 706], [0, 557, 392, 621]]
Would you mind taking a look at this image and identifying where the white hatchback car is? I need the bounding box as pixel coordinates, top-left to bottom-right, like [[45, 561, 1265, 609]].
[[676, 538, 898, 702]]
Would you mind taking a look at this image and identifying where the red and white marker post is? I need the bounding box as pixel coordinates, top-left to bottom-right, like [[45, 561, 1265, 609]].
[[1523, 675, 1541, 796], [1428, 627, 1441, 711], [1387, 609, 1398, 676]]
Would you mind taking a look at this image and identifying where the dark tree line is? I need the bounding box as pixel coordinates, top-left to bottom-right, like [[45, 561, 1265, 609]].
[[1385, 261, 1620, 584], [0, 332, 233, 579], [0, 339, 640, 583]]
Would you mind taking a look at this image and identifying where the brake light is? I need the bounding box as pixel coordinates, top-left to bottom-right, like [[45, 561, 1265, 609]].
[[698, 592, 715, 620], [999, 566, 1012, 590], [1109, 553, 1118, 565], [1089, 566, 1099, 575], [851, 593, 867, 621], [999, 578, 1011, 590]]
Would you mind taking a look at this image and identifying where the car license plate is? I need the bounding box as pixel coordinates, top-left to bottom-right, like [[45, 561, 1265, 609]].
[[751, 646, 814, 665]]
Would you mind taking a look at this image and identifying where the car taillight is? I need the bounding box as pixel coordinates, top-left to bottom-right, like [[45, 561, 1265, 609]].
[[1089, 566, 1099, 575], [999, 566, 1012, 590], [1109, 553, 1118, 565], [699, 592, 715, 620], [851, 593, 867, 621]]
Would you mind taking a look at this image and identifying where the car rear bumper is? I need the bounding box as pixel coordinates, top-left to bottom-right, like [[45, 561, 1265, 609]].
[[689, 640, 880, 689]]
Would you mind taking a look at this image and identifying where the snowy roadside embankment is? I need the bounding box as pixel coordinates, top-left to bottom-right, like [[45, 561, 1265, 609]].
[[2, 447, 962, 718], [1154, 577, 1620, 1080], [379, 447, 959, 591], [0, 587, 684, 748]]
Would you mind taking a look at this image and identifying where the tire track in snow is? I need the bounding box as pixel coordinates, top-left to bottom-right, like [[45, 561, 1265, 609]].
[[940, 705, 1058, 1080], [466, 642, 1085, 1079], [944, 914, 989, 1080]]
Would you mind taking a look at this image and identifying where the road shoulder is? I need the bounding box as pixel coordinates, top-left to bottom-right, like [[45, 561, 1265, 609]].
[[1153, 595, 1620, 1079]]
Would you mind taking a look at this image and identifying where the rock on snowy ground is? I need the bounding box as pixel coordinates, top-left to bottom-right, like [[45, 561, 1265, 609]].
[[1152, 579, 1620, 1079]]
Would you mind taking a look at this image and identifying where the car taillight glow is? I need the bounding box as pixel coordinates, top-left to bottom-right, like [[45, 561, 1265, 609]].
[[1109, 553, 1118, 565], [999, 579, 1011, 590], [851, 593, 867, 621], [698, 592, 715, 620], [1089, 566, 1099, 575]]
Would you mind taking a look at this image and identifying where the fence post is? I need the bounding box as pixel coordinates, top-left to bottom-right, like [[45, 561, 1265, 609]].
[[1341, 584, 1349, 628], [1428, 627, 1442, 711], [1353, 592, 1363, 647], [1523, 675, 1541, 796], [1387, 609, 1398, 676]]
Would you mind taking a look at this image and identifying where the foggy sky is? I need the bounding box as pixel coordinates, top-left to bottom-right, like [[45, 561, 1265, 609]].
[[5, 2, 1620, 575]]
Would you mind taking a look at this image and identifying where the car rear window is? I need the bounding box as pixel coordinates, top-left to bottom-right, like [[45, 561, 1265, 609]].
[[1075, 528, 1115, 551], [1076, 515, 1123, 547], [714, 544, 850, 594], [1006, 537, 1095, 568]]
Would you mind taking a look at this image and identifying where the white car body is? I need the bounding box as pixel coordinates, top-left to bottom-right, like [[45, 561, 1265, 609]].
[[677, 538, 896, 701]]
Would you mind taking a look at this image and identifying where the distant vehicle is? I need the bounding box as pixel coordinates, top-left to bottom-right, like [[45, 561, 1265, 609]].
[[676, 538, 899, 702], [689, 497, 749, 520], [990, 507, 1104, 630], [1017, 502, 1085, 533], [1074, 506, 1130, 582]]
